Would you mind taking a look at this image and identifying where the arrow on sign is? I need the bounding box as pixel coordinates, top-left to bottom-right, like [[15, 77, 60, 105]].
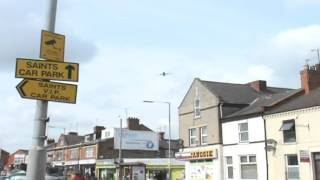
[[65, 64, 75, 80], [16, 79, 77, 104]]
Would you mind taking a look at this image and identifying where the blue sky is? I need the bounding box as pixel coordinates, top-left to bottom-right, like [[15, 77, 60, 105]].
[[1, 0, 320, 152]]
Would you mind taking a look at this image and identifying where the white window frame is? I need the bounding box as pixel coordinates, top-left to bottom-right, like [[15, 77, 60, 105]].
[[85, 146, 94, 158], [194, 98, 201, 118], [280, 120, 296, 143], [56, 150, 64, 161], [189, 128, 197, 146], [239, 122, 249, 143], [225, 156, 234, 179], [239, 155, 258, 179], [70, 148, 78, 160], [200, 126, 208, 145], [285, 154, 299, 180]]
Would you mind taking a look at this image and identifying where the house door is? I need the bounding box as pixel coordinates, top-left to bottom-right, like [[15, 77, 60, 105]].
[[314, 153, 320, 180]]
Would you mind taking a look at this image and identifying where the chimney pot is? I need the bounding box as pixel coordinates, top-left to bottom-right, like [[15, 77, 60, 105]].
[[300, 63, 320, 94]]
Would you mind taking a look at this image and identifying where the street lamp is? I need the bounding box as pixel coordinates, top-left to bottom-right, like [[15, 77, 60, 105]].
[[143, 100, 171, 180]]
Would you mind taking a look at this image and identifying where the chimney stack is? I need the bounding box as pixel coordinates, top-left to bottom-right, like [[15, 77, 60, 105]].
[[47, 139, 55, 145], [68, 132, 78, 136], [300, 64, 320, 93], [127, 117, 140, 130], [247, 80, 267, 92], [158, 132, 165, 140], [94, 126, 105, 139]]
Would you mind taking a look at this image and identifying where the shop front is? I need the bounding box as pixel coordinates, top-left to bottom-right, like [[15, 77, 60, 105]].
[[175, 145, 222, 180], [96, 158, 185, 180]]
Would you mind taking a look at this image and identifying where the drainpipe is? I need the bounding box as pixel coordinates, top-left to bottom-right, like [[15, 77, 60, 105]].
[[262, 114, 269, 180], [218, 102, 224, 180]]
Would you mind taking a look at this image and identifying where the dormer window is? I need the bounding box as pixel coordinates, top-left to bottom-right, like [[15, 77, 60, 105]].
[[194, 98, 201, 118]]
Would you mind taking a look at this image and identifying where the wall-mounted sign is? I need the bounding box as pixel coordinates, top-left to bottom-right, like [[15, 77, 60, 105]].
[[114, 129, 159, 151], [175, 149, 217, 160], [40, 30, 65, 62], [15, 58, 79, 82], [300, 150, 310, 163]]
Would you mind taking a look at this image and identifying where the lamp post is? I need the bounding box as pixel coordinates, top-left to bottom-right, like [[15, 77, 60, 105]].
[[143, 100, 171, 180]]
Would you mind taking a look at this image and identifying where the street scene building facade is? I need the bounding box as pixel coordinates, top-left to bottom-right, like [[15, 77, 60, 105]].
[[5, 63, 320, 180], [264, 64, 320, 180], [176, 77, 292, 180], [176, 63, 320, 180]]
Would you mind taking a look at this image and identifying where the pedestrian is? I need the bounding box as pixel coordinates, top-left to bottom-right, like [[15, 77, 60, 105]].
[[71, 172, 86, 180]]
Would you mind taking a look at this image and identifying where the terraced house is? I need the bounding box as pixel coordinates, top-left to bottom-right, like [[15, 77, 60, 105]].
[[264, 63, 320, 180], [176, 78, 291, 180]]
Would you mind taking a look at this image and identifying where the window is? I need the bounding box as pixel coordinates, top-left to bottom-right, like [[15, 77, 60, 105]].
[[240, 155, 257, 179], [280, 120, 296, 143], [105, 131, 111, 138], [200, 126, 208, 145], [70, 149, 78, 160], [56, 150, 64, 161], [194, 98, 201, 118], [286, 154, 299, 180], [189, 128, 197, 146], [239, 122, 249, 142], [86, 147, 94, 158], [14, 156, 25, 164], [225, 156, 233, 179]]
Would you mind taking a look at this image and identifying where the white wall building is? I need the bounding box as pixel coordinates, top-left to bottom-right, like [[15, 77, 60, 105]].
[[222, 116, 267, 180]]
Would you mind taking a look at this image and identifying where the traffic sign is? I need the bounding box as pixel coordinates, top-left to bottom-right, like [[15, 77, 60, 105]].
[[16, 79, 77, 104], [15, 58, 79, 82], [40, 30, 65, 62]]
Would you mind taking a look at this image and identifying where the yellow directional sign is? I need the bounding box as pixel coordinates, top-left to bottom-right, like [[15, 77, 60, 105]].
[[40, 30, 65, 62], [15, 58, 79, 82], [16, 79, 77, 104]]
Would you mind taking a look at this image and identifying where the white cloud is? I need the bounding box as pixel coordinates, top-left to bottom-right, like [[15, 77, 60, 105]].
[[249, 25, 320, 87]]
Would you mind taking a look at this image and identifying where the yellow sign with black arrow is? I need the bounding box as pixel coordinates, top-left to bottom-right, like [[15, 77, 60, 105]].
[[40, 30, 65, 62], [16, 79, 77, 104], [15, 58, 79, 82]]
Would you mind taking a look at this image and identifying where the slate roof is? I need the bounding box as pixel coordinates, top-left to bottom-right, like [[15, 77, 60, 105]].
[[201, 80, 291, 105], [159, 139, 181, 149], [224, 89, 302, 120], [63, 134, 84, 146], [266, 87, 320, 115]]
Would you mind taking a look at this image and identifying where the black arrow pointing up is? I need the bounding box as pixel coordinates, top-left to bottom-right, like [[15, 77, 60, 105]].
[[65, 65, 75, 80]]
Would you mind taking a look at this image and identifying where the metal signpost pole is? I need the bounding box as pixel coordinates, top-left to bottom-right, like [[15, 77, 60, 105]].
[[26, 0, 57, 179], [118, 117, 123, 180], [143, 100, 171, 180], [168, 102, 171, 180]]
